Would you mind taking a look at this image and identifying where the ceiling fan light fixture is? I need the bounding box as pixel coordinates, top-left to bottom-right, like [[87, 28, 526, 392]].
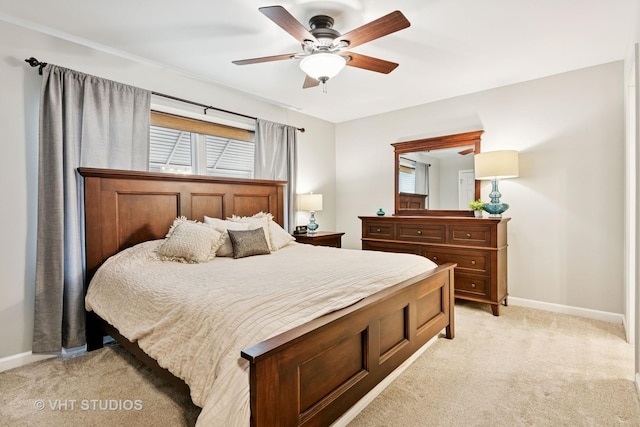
[[299, 53, 346, 82]]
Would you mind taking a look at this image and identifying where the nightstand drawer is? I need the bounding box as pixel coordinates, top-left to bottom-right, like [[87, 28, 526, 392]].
[[425, 248, 490, 274], [397, 224, 445, 244], [363, 222, 395, 239], [455, 273, 490, 298], [449, 225, 492, 247]]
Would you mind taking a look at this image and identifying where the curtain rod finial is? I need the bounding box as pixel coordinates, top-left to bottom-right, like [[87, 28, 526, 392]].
[[25, 57, 47, 75]]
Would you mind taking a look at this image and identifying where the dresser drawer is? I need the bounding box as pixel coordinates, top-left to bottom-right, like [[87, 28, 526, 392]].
[[362, 221, 395, 239], [362, 240, 423, 256], [424, 247, 490, 274], [397, 224, 445, 243], [455, 273, 490, 298], [449, 225, 492, 247]]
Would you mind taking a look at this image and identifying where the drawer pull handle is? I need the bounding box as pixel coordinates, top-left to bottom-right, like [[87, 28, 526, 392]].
[[417, 230, 422, 235], [471, 283, 476, 288], [376, 228, 381, 232], [466, 233, 472, 238], [432, 256, 438, 261], [471, 260, 476, 265]]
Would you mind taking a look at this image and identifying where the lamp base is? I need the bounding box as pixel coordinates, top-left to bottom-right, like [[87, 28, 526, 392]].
[[482, 203, 509, 217], [307, 211, 319, 233], [482, 179, 509, 217]]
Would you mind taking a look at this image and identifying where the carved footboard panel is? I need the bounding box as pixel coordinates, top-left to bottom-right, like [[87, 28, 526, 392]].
[[242, 265, 455, 427]]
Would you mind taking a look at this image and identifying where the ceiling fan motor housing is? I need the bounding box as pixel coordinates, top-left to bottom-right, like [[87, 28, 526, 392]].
[[308, 15, 340, 45]]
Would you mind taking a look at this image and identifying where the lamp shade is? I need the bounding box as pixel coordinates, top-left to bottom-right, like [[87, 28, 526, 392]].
[[299, 193, 323, 211], [299, 53, 346, 81], [474, 150, 519, 180]]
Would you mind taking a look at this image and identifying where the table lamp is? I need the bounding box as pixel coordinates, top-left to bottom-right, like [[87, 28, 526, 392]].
[[299, 193, 323, 233], [474, 150, 519, 217]]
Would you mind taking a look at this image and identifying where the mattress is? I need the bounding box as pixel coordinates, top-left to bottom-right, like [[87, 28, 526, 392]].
[[85, 241, 437, 426]]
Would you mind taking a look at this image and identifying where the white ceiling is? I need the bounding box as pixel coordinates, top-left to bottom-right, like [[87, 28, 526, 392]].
[[1, 0, 637, 123]]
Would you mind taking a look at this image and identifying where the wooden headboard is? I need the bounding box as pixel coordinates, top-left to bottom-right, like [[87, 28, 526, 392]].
[[79, 168, 286, 282]]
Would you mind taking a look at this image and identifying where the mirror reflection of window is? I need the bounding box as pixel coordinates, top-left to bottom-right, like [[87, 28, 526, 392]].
[[399, 157, 416, 193]]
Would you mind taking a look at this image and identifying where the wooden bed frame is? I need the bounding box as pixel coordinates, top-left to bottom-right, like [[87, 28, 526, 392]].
[[80, 167, 456, 427]]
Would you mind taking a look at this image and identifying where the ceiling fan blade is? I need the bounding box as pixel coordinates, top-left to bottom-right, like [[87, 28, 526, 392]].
[[303, 74, 320, 89], [458, 148, 475, 155], [343, 52, 399, 74], [259, 6, 318, 44], [334, 11, 410, 49], [232, 53, 298, 65]]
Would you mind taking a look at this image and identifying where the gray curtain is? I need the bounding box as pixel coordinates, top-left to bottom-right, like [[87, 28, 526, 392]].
[[415, 161, 428, 194], [32, 65, 150, 353], [254, 119, 297, 231]]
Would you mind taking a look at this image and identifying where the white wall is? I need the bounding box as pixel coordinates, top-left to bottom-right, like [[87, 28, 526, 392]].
[[0, 19, 336, 359], [336, 62, 625, 315]]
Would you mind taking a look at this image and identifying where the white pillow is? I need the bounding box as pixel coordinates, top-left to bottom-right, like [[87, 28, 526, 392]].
[[203, 216, 251, 257], [227, 214, 273, 251], [268, 220, 295, 250], [230, 212, 294, 250], [156, 217, 224, 263]]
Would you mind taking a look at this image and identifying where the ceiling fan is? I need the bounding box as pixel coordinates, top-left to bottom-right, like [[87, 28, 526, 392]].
[[232, 5, 411, 89]]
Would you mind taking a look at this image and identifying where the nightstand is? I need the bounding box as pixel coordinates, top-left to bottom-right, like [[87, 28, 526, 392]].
[[294, 231, 345, 248]]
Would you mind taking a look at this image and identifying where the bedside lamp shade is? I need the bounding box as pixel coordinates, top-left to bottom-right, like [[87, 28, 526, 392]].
[[474, 150, 519, 217], [299, 194, 323, 212], [299, 193, 323, 233]]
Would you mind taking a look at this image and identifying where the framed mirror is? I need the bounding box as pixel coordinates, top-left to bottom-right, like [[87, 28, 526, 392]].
[[393, 130, 483, 216]]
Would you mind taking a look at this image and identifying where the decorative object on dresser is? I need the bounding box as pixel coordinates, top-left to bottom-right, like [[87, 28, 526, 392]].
[[298, 193, 323, 233], [376, 208, 385, 216], [468, 199, 486, 218], [474, 150, 519, 217], [295, 231, 345, 248], [360, 215, 510, 316]]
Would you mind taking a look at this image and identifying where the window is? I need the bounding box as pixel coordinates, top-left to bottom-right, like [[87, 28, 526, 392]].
[[149, 111, 255, 178], [398, 157, 416, 193]]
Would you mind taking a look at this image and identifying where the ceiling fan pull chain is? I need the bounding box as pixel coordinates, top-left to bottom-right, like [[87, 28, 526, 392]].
[[322, 81, 327, 93]]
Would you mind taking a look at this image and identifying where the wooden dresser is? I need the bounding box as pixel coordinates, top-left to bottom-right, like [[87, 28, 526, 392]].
[[360, 216, 510, 315]]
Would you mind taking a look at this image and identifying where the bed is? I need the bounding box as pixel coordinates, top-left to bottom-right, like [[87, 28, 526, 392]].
[[80, 167, 456, 426]]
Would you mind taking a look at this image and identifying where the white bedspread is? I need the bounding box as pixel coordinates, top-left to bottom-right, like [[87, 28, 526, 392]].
[[85, 241, 437, 426]]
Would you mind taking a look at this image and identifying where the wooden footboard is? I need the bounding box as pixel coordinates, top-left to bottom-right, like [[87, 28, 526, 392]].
[[242, 264, 455, 427]]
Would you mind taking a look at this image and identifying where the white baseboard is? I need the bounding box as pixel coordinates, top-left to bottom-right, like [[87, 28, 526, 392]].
[[0, 351, 56, 373], [508, 297, 624, 324], [331, 331, 442, 426]]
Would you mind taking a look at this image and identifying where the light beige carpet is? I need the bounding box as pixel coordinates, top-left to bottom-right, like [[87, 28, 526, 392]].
[[1, 302, 638, 426], [350, 301, 640, 426], [0, 343, 200, 426]]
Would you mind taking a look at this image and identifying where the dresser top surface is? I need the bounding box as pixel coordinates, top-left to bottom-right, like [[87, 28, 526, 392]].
[[359, 216, 510, 224]]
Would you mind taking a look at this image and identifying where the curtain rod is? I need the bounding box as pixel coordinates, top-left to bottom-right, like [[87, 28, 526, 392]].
[[24, 57, 305, 133]]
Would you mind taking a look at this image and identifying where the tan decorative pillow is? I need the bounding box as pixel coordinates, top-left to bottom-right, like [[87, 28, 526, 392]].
[[227, 228, 271, 259], [156, 217, 224, 263]]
